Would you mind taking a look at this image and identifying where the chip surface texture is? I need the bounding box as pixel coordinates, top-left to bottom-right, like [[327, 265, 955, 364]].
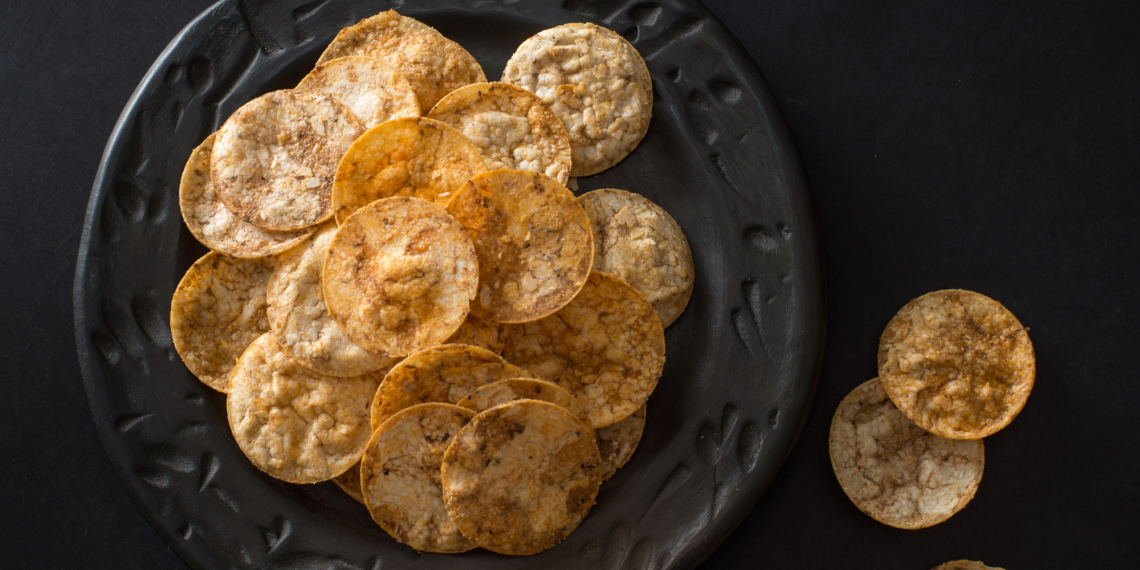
[[441, 400, 601, 555], [932, 561, 1005, 570], [297, 56, 420, 128], [878, 289, 1035, 439], [829, 378, 984, 529], [456, 378, 583, 417]]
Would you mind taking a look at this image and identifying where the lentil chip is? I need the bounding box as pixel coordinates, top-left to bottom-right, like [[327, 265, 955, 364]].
[[456, 378, 583, 417], [296, 56, 420, 129], [595, 402, 646, 481], [332, 461, 366, 504], [444, 313, 511, 355]]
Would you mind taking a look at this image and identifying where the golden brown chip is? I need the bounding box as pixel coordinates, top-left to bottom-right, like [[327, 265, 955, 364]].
[[456, 378, 582, 417], [332, 117, 487, 224], [502, 23, 652, 176], [878, 289, 1035, 439], [317, 10, 486, 111], [361, 403, 476, 553], [370, 344, 534, 430], [501, 271, 665, 428], [427, 82, 572, 185], [296, 56, 420, 129], [829, 378, 984, 529], [332, 461, 365, 504], [441, 400, 601, 555], [227, 333, 380, 483], [595, 402, 646, 481], [578, 189, 694, 327], [211, 89, 363, 231], [171, 252, 272, 392], [323, 197, 478, 357], [266, 224, 395, 376], [446, 170, 593, 323], [932, 561, 1005, 570], [444, 313, 511, 355], [179, 134, 315, 258]]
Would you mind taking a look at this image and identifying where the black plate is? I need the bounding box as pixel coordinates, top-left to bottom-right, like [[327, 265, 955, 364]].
[[73, 1, 824, 568]]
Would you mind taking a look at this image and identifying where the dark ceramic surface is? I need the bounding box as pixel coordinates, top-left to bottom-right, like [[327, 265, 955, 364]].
[[72, 1, 824, 568]]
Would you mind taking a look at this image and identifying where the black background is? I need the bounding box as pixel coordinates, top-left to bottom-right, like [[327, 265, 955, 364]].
[[2, 0, 1138, 568]]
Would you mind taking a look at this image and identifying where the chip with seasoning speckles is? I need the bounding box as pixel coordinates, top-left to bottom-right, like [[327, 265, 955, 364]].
[[297, 56, 420, 129], [455, 378, 582, 417]]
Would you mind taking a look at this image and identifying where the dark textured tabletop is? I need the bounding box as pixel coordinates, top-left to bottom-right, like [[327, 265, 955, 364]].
[[2, 1, 1138, 568]]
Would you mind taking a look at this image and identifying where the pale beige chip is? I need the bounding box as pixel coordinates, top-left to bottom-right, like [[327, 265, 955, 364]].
[[596, 402, 646, 481], [456, 378, 582, 417], [171, 252, 272, 392], [332, 117, 487, 223], [428, 82, 571, 185], [317, 10, 486, 112], [502, 23, 652, 176], [361, 403, 476, 553], [446, 170, 593, 323], [227, 333, 380, 483], [441, 400, 601, 555], [502, 271, 665, 428], [445, 313, 511, 355], [932, 561, 1005, 570], [212, 89, 363, 231], [878, 289, 1035, 439], [829, 378, 984, 530], [179, 134, 315, 258], [296, 56, 420, 129], [323, 197, 478, 357], [267, 223, 395, 377], [332, 461, 365, 504], [579, 189, 694, 327], [370, 344, 534, 430]]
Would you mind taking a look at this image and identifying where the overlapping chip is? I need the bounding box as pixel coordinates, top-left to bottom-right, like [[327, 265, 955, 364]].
[[596, 402, 646, 481], [332, 462, 365, 504], [297, 56, 420, 129], [444, 313, 511, 354], [455, 378, 582, 417]]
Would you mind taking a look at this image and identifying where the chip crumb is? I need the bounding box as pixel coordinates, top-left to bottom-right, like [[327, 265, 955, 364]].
[[297, 56, 420, 128]]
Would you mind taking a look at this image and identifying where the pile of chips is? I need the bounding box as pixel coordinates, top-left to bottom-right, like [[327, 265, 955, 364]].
[[170, 10, 695, 556]]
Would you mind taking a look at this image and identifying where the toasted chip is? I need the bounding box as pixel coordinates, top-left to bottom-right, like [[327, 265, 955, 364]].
[[501, 271, 665, 428], [878, 289, 1035, 439], [596, 402, 646, 481], [180, 134, 315, 258], [441, 400, 601, 555], [212, 89, 363, 231], [829, 378, 984, 529], [332, 117, 487, 223], [456, 378, 582, 417], [445, 313, 511, 355], [332, 461, 365, 504], [323, 197, 478, 357], [579, 189, 694, 327], [296, 56, 420, 129], [317, 10, 486, 111], [428, 82, 572, 185], [370, 344, 534, 430], [446, 170, 593, 323], [171, 252, 272, 392], [932, 562, 1005, 570], [267, 223, 395, 376], [227, 333, 380, 483], [502, 23, 652, 176], [361, 403, 476, 553]]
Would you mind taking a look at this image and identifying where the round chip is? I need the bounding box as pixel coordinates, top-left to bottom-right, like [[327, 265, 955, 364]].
[[361, 403, 476, 553], [932, 561, 1005, 570], [317, 10, 486, 112], [427, 82, 572, 185], [501, 271, 665, 428], [296, 56, 420, 129], [829, 378, 984, 529], [171, 252, 272, 392], [332, 461, 365, 504], [441, 400, 601, 555], [446, 170, 593, 323], [878, 289, 1035, 439], [179, 134, 315, 258], [595, 402, 646, 481], [323, 197, 479, 357], [370, 344, 534, 430], [445, 313, 511, 355], [266, 224, 395, 376], [456, 378, 583, 417], [332, 117, 487, 224], [502, 23, 652, 176], [212, 89, 363, 231], [227, 333, 380, 483], [579, 189, 694, 327]]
